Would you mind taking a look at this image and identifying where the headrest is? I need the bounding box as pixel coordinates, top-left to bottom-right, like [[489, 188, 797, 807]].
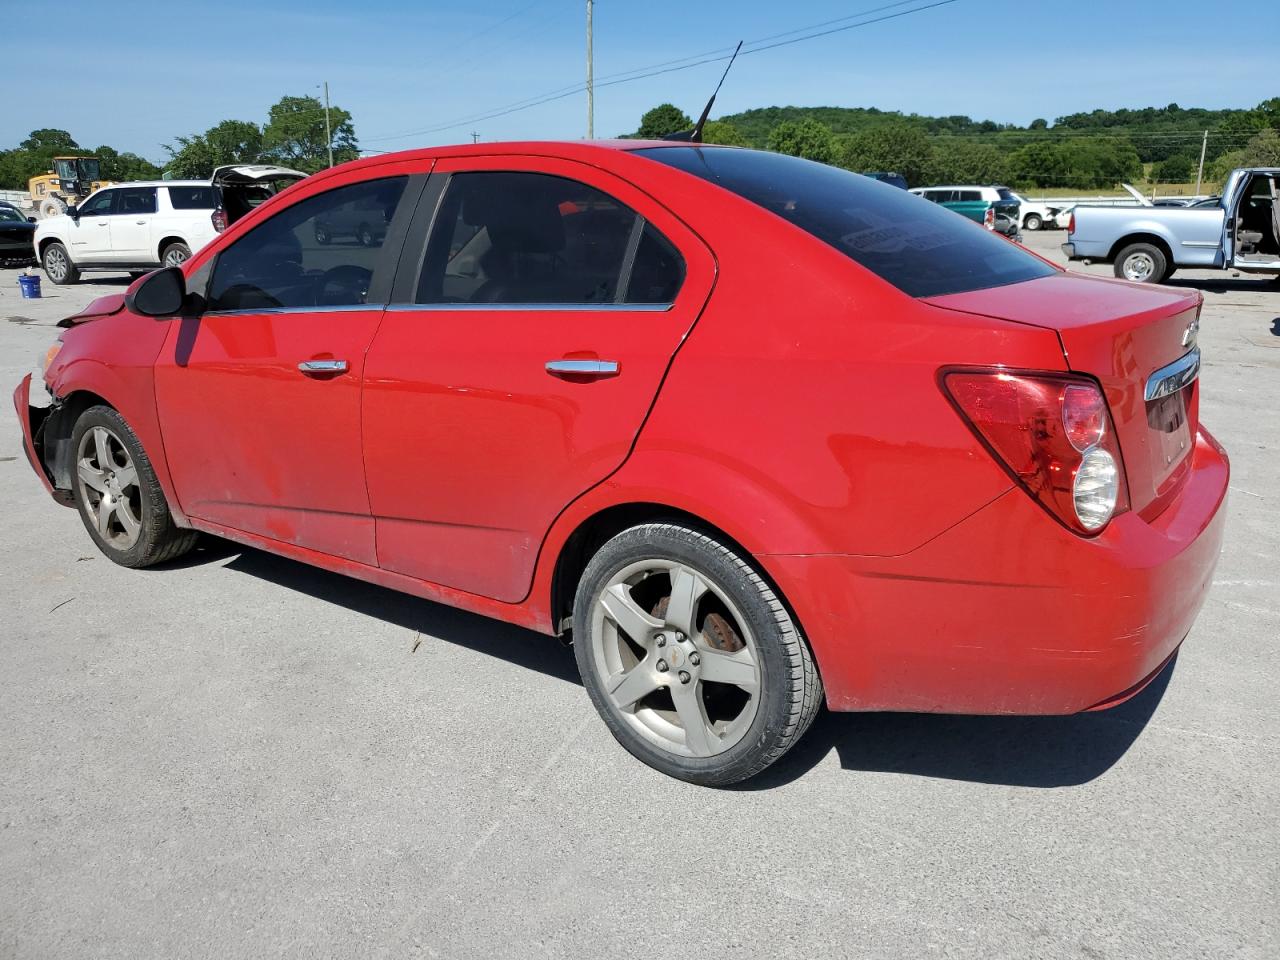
[[463, 185, 564, 254]]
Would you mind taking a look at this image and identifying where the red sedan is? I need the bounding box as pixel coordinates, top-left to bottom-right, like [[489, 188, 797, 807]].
[[14, 142, 1228, 785]]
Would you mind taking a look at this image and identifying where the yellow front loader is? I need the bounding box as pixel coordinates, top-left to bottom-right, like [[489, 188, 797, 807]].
[[28, 156, 112, 218]]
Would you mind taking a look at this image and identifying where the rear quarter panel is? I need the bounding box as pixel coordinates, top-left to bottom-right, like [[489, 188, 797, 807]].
[[1072, 207, 1226, 266]]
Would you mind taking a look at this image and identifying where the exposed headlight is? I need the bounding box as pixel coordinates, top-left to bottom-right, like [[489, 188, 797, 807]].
[[40, 339, 62, 377], [1073, 447, 1119, 531]]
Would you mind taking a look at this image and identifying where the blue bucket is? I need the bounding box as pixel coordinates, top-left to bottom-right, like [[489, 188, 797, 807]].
[[18, 273, 42, 299]]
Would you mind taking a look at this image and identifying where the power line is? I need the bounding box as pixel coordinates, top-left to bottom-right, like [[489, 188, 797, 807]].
[[363, 0, 961, 143]]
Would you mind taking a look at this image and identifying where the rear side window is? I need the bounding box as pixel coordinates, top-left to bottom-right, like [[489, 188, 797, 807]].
[[207, 176, 407, 312], [116, 187, 157, 215], [957, 190, 981, 202], [637, 147, 1054, 298], [416, 171, 683, 306], [168, 186, 217, 210]]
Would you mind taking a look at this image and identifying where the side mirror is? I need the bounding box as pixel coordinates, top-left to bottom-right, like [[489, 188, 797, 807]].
[[27, 216, 37, 223], [126, 266, 187, 318]]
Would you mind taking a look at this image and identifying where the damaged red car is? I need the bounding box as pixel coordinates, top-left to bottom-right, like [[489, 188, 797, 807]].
[[14, 142, 1228, 785]]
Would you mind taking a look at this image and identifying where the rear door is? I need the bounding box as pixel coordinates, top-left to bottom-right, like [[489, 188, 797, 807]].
[[362, 156, 715, 602], [154, 166, 427, 564]]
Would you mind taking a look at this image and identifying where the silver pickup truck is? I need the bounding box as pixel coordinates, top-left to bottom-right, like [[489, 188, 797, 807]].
[[1062, 167, 1280, 283]]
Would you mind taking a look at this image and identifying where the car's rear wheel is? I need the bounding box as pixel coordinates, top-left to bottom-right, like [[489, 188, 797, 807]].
[[573, 523, 822, 786], [1024, 213, 1043, 231], [1114, 242, 1167, 283], [161, 242, 191, 268], [42, 241, 79, 285], [70, 406, 197, 568]]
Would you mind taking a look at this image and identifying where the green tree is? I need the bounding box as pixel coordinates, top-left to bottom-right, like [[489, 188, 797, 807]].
[[94, 146, 162, 182], [1029, 118, 1048, 130], [261, 95, 358, 172], [700, 119, 748, 147], [929, 139, 1006, 185], [1210, 128, 1280, 180], [1152, 152, 1195, 183], [841, 123, 933, 185], [636, 103, 693, 139], [767, 118, 838, 165], [1257, 98, 1280, 130], [164, 119, 265, 179], [21, 128, 79, 155]]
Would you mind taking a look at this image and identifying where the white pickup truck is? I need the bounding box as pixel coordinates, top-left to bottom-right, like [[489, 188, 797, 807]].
[[1062, 167, 1280, 283]]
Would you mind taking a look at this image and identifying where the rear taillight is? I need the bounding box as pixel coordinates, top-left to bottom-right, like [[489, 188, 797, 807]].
[[1066, 212, 1075, 234], [211, 208, 227, 233], [941, 369, 1130, 535], [983, 207, 995, 230]]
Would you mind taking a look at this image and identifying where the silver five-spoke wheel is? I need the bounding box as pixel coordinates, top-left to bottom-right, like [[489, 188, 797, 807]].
[[591, 559, 761, 758], [1122, 251, 1155, 282], [75, 425, 143, 550]]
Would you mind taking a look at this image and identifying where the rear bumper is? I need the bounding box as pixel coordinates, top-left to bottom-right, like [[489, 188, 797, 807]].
[[12, 375, 59, 499], [763, 426, 1229, 715]]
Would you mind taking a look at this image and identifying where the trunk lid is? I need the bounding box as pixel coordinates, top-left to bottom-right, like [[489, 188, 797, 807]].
[[926, 272, 1203, 520]]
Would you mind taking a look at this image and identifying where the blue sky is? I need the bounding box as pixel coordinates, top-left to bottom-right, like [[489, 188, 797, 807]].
[[4, 0, 1272, 160]]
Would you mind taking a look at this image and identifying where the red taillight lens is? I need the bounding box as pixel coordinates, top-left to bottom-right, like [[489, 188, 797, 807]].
[[211, 208, 227, 233], [1066, 212, 1075, 234], [942, 370, 1129, 535], [983, 207, 995, 230]]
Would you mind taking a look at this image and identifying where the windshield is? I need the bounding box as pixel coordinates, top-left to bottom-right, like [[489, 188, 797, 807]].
[[636, 147, 1055, 298], [0, 206, 25, 223], [54, 159, 76, 180], [78, 158, 101, 181]]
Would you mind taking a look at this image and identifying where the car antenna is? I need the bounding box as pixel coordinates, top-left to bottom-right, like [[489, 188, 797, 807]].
[[664, 40, 743, 143]]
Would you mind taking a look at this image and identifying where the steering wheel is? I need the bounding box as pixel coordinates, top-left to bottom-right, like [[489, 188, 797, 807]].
[[318, 265, 373, 306]]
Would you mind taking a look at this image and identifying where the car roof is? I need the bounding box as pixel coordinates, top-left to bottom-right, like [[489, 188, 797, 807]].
[[94, 180, 213, 189]]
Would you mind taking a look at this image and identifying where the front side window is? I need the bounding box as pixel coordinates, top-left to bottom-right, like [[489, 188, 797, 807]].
[[637, 147, 1055, 298], [415, 171, 683, 306], [78, 191, 114, 216], [168, 186, 217, 210], [207, 176, 407, 312], [115, 187, 157, 215]]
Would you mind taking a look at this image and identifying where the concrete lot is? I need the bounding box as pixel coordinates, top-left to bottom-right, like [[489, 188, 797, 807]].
[[1, 234, 1276, 960]]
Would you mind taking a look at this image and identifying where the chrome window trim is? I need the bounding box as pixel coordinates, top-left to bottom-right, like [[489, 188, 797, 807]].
[[203, 304, 383, 317], [385, 301, 674, 313], [1144, 347, 1201, 402]]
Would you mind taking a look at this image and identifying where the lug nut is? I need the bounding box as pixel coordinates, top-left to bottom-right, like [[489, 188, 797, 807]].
[[689, 652, 700, 666], [655, 634, 667, 647], [674, 632, 685, 642], [678, 670, 691, 685], [656, 659, 669, 673]]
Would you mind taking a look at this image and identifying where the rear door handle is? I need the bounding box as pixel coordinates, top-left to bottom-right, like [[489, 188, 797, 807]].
[[298, 359, 349, 375], [545, 359, 620, 379]]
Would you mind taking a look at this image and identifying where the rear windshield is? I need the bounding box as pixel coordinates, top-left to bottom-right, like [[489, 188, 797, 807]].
[[997, 188, 1017, 201], [636, 147, 1055, 298], [168, 186, 217, 210]]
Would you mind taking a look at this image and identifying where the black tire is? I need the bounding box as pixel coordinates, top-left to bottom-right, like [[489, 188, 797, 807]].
[[1113, 242, 1168, 284], [1024, 213, 1043, 231], [573, 522, 822, 786], [70, 405, 198, 568], [315, 224, 331, 245], [42, 241, 79, 285], [161, 241, 191, 268]]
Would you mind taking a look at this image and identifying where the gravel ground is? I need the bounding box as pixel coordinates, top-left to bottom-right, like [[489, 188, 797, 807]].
[[1, 232, 1276, 960]]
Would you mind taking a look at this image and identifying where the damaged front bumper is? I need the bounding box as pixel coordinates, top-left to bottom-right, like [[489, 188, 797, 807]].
[[12, 374, 72, 506]]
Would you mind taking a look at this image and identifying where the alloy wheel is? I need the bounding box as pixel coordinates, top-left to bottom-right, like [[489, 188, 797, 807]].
[[75, 425, 143, 550], [589, 559, 761, 758], [163, 247, 188, 267], [45, 246, 67, 282], [1123, 252, 1155, 282]]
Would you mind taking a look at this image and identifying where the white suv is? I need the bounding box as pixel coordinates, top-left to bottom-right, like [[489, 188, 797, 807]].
[[35, 182, 218, 284], [35, 166, 306, 284]]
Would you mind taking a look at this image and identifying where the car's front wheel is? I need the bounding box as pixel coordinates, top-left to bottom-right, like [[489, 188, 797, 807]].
[[1114, 242, 1168, 283], [70, 406, 198, 568], [1024, 213, 1042, 231], [573, 523, 822, 786], [42, 241, 79, 285]]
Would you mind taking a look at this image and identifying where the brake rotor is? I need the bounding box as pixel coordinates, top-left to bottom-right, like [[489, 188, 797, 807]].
[[649, 594, 743, 652]]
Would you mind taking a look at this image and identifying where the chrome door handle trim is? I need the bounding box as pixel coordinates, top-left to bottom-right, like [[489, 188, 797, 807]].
[[1144, 347, 1200, 401], [545, 359, 620, 378], [298, 359, 349, 374], [135, 220, 146, 225]]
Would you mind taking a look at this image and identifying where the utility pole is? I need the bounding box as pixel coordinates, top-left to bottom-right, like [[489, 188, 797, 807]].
[[322, 81, 334, 168], [471, 131, 480, 144], [586, 0, 594, 139], [1194, 129, 1208, 197]]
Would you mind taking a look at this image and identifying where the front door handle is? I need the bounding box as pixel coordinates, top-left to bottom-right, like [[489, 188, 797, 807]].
[[298, 359, 349, 376], [545, 359, 620, 379]]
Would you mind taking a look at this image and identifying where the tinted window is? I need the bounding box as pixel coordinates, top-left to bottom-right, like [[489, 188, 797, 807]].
[[208, 177, 407, 312], [116, 187, 157, 215], [168, 186, 217, 210], [997, 188, 1017, 201], [957, 190, 981, 202], [416, 171, 681, 306], [0, 206, 25, 223], [637, 147, 1055, 298], [78, 191, 114, 216]]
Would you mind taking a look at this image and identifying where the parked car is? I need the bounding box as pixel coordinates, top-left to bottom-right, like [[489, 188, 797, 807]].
[[0, 202, 37, 265], [859, 171, 909, 190], [34, 166, 305, 284], [1064, 167, 1280, 283], [910, 185, 1020, 233], [1006, 191, 1062, 231], [15, 142, 1228, 786]]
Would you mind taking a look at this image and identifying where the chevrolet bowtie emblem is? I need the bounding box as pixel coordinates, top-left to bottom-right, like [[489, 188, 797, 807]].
[[1182, 315, 1200, 348]]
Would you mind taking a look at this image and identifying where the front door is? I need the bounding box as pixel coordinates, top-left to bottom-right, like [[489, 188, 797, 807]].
[[362, 158, 715, 602], [66, 189, 114, 261], [154, 170, 425, 564]]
